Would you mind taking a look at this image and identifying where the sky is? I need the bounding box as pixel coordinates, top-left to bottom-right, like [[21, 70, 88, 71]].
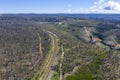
[[0, 0, 120, 13]]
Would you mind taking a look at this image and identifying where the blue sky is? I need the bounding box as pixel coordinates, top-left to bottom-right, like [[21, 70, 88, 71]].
[[0, 0, 120, 13]]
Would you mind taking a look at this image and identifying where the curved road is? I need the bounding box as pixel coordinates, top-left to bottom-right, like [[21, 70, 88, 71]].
[[39, 30, 59, 80]]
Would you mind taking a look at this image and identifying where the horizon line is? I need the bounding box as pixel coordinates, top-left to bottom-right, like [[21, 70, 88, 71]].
[[1, 13, 120, 14]]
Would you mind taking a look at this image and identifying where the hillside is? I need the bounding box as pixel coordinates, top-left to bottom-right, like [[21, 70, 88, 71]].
[[0, 14, 120, 80]]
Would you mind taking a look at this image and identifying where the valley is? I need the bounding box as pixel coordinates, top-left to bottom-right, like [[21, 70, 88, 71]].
[[0, 14, 120, 80]]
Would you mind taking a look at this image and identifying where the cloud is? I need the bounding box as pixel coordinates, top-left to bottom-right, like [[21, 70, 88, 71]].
[[104, 6, 112, 10], [103, 0, 120, 11], [87, 1, 104, 13], [89, 0, 120, 13], [66, 0, 120, 13]]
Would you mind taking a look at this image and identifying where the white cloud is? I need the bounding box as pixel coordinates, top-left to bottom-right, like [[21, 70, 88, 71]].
[[104, 0, 120, 11], [66, 0, 120, 13], [91, 0, 120, 13], [67, 8, 72, 13]]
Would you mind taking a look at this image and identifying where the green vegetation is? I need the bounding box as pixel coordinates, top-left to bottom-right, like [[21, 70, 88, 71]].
[[65, 50, 109, 80], [51, 71, 59, 80], [30, 34, 54, 80], [0, 14, 119, 80]]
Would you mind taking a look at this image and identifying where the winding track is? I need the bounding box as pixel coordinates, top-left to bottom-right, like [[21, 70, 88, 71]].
[[59, 45, 64, 80], [39, 30, 59, 80]]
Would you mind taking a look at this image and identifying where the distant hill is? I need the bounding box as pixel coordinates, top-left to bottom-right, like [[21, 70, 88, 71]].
[[1, 14, 120, 21]]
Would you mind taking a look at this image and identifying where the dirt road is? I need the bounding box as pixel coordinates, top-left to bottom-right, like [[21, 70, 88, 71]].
[[59, 46, 64, 80], [39, 30, 58, 80]]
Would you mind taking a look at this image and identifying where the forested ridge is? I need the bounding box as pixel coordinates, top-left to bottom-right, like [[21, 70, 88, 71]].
[[0, 14, 120, 80]]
